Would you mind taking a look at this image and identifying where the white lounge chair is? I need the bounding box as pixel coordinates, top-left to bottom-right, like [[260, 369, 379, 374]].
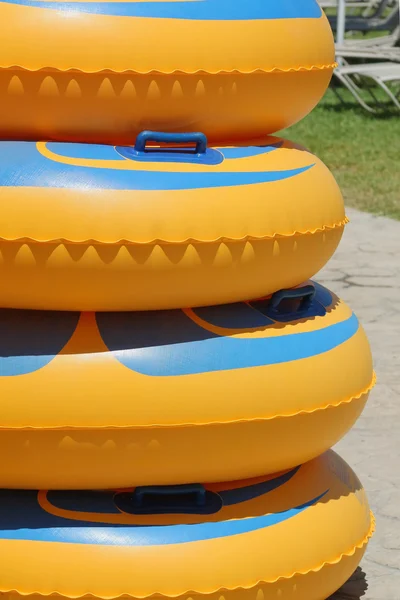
[[319, 0, 381, 11], [335, 26, 400, 61], [336, 47, 400, 60], [337, 24, 400, 48], [333, 60, 400, 111], [328, 3, 399, 33]]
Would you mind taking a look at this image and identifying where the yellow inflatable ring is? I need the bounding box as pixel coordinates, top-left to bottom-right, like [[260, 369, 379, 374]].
[[0, 135, 346, 311], [0, 282, 375, 489], [0, 0, 335, 144], [0, 451, 374, 600]]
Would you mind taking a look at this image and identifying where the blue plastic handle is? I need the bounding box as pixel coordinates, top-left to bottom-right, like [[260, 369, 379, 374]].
[[269, 285, 316, 315], [134, 131, 208, 154], [250, 284, 326, 323]]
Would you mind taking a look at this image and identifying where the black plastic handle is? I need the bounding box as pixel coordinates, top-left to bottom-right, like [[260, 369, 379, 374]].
[[133, 484, 206, 508], [114, 483, 223, 516]]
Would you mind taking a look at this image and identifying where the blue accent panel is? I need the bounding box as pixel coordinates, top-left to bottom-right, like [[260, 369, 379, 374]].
[[219, 467, 300, 506], [219, 142, 283, 159], [96, 308, 214, 350], [0, 490, 107, 532], [0, 483, 328, 546], [313, 281, 334, 309], [117, 145, 223, 165], [0, 142, 314, 191], [47, 141, 282, 163], [192, 303, 275, 329], [0, 0, 323, 20], [0, 310, 80, 376], [0, 493, 327, 545], [117, 145, 224, 166], [46, 468, 300, 518], [96, 309, 359, 376], [47, 142, 126, 161], [47, 491, 123, 515]]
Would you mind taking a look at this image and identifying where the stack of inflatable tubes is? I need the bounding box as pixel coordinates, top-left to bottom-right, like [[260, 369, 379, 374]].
[[0, 0, 336, 144], [0, 0, 376, 599]]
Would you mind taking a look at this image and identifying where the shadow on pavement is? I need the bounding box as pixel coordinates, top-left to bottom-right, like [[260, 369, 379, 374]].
[[328, 567, 368, 599]]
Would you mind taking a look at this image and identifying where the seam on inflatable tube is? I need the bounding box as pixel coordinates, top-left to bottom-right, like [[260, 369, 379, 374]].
[[0, 63, 338, 75], [0, 218, 349, 246], [0, 512, 375, 599], [0, 373, 376, 430]]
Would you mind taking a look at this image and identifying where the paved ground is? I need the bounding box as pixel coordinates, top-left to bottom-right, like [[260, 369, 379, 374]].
[[317, 208, 400, 600]]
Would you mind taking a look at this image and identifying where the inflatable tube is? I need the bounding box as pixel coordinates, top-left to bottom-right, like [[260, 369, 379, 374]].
[[0, 0, 335, 144], [0, 282, 375, 489], [0, 452, 374, 600], [0, 135, 346, 311]]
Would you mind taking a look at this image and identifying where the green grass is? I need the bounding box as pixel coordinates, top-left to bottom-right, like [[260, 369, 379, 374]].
[[279, 88, 400, 219]]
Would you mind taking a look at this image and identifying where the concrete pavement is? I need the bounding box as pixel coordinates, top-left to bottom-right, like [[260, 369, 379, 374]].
[[318, 208, 400, 600]]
